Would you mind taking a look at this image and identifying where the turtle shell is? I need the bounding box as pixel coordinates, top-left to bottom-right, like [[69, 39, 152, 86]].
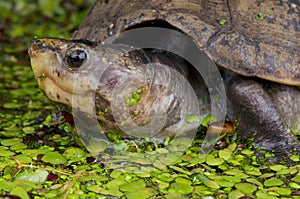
[[73, 0, 300, 86]]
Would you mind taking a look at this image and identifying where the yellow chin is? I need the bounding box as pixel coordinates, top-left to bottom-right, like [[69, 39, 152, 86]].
[[40, 77, 96, 116], [41, 77, 72, 106]]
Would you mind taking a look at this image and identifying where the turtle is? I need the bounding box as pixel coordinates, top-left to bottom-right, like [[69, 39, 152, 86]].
[[29, 0, 300, 158]]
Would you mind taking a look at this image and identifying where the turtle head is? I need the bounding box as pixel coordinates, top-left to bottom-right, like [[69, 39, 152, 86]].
[[29, 38, 149, 127], [29, 38, 106, 115]]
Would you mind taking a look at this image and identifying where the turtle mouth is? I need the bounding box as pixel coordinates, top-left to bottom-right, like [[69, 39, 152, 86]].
[[39, 76, 96, 116], [38, 75, 74, 106]]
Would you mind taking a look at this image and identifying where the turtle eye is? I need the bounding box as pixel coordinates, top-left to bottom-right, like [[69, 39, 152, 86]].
[[66, 49, 88, 68]]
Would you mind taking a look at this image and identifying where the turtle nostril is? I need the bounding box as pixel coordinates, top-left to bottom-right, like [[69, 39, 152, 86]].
[[31, 39, 44, 47], [31, 39, 41, 46], [29, 39, 47, 55]]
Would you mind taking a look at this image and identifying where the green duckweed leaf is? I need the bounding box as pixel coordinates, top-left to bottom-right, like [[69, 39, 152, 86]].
[[170, 182, 194, 194], [120, 180, 146, 192], [22, 126, 35, 134], [245, 178, 263, 187], [86, 184, 102, 193], [270, 165, 287, 171], [14, 154, 32, 164], [241, 149, 254, 155], [259, 172, 275, 179], [206, 154, 224, 166], [1, 138, 22, 146], [15, 168, 48, 184], [227, 142, 237, 151], [165, 193, 185, 199], [169, 165, 192, 175], [0, 181, 14, 192], [100, 188, 123, 197], [175, 177, 192, 185], [219, 149, 232, 160], [277, 187, 291, 196], [276, 168, 290, 175], [214, 179, 235, 188], [10, 186, 30, 199], [235, 183, 257, 194], [126, 188, 157, 199], [3, 102, 24, 109], [110, 170, 123, 178], [222, 175, 241, 183], [289, 182, 300, 189], [13, 180, 38, 192], [0, 148, 15, 157], [264, 178, 284, 187], [189, 155, 206, 165], [10, 143, 27, 151], [22, 148, 51, 158], [185, 115, 200, 123], [203, 180, 220, 189], [225, 169, 249, 179], [136, 172, 151, 178], [79, 175, 108, 183], [255, 190, 278, 199], [245, 168, 262, 176], [41, 151, 67, 165], [228, 190, 245, 199], [106, 180, 121, 191], [129, 156, 152, 165], [63, 147, 86, 159], [291, 175, 300, 183]]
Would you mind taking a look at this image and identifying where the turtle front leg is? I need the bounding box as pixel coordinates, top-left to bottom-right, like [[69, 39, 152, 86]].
[[227, 77, 300, 157]]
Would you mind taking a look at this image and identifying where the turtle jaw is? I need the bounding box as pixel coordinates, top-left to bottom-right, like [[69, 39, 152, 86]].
[[39, 76, 96, 116]]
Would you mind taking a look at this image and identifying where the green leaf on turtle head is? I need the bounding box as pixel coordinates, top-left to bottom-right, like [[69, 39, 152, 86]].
[[185, 115, 200, 123], [125, 89, 143, 106], [255, 12, 264, 20], [219, 19, 227, 25], [201, 115, 217, 127]]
